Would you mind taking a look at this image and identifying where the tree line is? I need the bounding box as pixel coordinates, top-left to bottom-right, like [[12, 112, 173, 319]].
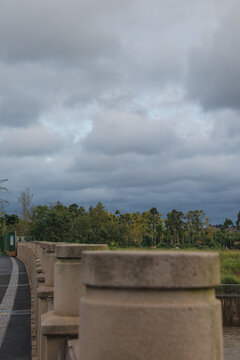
[[1, 197, 240, 249]]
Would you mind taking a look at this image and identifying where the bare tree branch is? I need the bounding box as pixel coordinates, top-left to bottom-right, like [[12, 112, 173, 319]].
[[0, 179, 8, 203]]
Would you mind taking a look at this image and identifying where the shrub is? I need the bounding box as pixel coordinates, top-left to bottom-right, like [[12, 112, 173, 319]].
[[221, 273, 240, 284]]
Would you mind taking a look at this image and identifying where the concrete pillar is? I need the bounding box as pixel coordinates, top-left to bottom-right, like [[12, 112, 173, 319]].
[[37, 243, 57, 360], [35, 241, 41, 259], [17, 242, 39, 359], [41, 244, 108, 360], [39, 242, 49, 275], [45, 243, 56, 288], [79, 251, 223, 360]]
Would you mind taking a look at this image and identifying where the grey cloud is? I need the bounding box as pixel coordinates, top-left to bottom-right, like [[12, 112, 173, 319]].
[[0, 92, 42, 127], [82, 110, 181, 156], [0, 0, 218, 135], [0, 0, 124, 63], [186, 2, 240, 110], [3, 136, 240, 224], [66, 148, 240, 223], [2, 0, 240, 225], [0, 125, 64, 157], [0, 63, 53, 127], [182, 110, 240, 157], [0, 0, 209, 90]]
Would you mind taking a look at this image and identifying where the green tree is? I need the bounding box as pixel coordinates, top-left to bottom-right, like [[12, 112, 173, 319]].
[[223, 218, 234, 229], [46, 202, 71, 242], [165, 209, 185, 245], [0, 216, 7, 238], [236, 212, 240, 230], [69, 212, 91, 243], [144, 208, 163, 247], [4, 214, 19, 227], [30, 205, 49, 241], [88, 202, 111, 244], [185, 210, 205, 245], [68, 203, 79, 218]]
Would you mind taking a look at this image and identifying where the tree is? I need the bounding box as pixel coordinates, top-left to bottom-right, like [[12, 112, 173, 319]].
[[69, 212, 90, 243], [30, 205, 49, 241], [0, 215, 7, 238], [165, 209, 185, 245], [0, 179, 8, 204], [236, 211, 240, 230], [128, 212, 144, 247], [185, 210, 206, 245], [89, 202, 111, 243], [223, 218, 234, 229], [146, 208, 163, 247], [193, 210, 205, 239], [4, 214, 19, 226], [18, 187, 33, 223], [46, 202, 71, 242], [18, 187, 33, 238]]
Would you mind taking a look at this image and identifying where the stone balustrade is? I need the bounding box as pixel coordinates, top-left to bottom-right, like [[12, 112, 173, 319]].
[[41, 244, 108, 360], [17, 243, 223, 360]]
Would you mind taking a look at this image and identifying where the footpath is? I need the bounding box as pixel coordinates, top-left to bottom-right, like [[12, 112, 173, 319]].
[[0, 255, 31, 360]]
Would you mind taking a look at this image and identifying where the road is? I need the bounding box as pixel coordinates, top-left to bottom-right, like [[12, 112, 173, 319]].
[[0, 255, 31, 360]]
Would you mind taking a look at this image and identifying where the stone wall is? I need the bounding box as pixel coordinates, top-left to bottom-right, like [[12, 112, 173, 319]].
[[17, 242, 224, 360]]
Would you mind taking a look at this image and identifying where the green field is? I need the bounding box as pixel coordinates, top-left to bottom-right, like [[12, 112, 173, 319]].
[[219, 251, 240, 284]]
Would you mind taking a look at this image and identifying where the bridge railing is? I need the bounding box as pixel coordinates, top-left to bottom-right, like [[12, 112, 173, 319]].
[[17, 243, 224, 360], [216, 284, 240, 296]]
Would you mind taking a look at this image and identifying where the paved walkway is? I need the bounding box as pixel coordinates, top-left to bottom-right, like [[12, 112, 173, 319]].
[[0, 255, 31, 360]]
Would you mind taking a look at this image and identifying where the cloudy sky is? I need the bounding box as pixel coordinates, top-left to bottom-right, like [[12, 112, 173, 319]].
[[1, 0, 240, 223]]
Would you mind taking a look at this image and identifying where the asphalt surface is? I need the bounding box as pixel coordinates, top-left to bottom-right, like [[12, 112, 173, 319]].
[[0, 256, 31, 360], [0, 257, 12, 302]]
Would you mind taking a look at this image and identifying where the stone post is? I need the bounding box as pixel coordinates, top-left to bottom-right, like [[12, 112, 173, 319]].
[[17, 242, 40, 359], [79, 251, 223, 360], [41, 244, 108, 360], [39, 242, 49, 275], [37, 242, 57, 360]]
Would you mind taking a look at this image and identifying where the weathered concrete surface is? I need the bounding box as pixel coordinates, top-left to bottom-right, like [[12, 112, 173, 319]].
[[41, 311, 79, 335], [66, 339, 79, 360], [82, 251, 220, 288], [54, 244, 108, 316], [42, 243, 108, 360], [80, 251, 223, 360], [56, 244, 108, 259], [37, 243, 56, 360]]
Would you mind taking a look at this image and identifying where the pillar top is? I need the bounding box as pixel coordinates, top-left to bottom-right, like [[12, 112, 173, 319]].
[[45, 243, 56, 252], [55, 244, 108, 259], [82, 251, 220, 289], [39, 242, 49, 250]]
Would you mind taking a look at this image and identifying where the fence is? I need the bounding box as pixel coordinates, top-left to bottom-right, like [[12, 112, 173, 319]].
[[17, 243, 224, 360], [216, 284, 240, 296]]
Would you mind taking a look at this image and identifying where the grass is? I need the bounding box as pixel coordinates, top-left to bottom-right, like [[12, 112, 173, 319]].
[[219, 251, 240, 284]]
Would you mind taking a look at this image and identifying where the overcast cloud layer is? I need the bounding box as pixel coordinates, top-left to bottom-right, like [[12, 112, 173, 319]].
[[1, 0, 240, 223]]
